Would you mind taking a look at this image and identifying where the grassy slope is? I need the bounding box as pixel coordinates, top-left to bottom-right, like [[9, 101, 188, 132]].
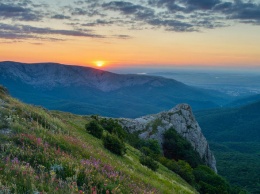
[[0, 87, 197, 194]]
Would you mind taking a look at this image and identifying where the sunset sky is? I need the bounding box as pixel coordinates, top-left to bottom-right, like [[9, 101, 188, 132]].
[[1, 0, 260, 69]]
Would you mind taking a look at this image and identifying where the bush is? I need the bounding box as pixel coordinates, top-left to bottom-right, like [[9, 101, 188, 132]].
[[138, 139, 162, 159], [103, 134, 126, 156], [175, 160, 195, 184], [158, 157, 195, 184], [140, 155, 159, 171], [100, 118, 126, 140], [0, 85, 8, 95], [193, 165, 231, 194], [85, 120, 103, 139]]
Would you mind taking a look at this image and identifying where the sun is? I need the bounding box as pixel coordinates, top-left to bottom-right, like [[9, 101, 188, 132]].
[[95, 61, 105, 67]]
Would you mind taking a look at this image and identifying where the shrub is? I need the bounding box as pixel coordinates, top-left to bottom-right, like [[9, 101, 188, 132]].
[[0, 85, 8, 95], [138, 139, 162, 159], [140, 155, 159, 171], [175, 160, 195, 184], [158, 157, 195, 184], [193, 165, 231, 194], [100, 118, 126, 140], [103, 134, 126, 156], [85, 120, 103, 139], [90, 115, 99, 121]]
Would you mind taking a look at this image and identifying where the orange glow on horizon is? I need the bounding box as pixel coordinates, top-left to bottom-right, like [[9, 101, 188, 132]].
[[1, 24, 260, 69]]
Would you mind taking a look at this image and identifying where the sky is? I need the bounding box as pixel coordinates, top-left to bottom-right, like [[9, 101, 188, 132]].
[[1, 0, 260, 69]]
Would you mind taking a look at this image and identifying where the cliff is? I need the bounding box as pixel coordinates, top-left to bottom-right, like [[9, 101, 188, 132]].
[[119, 104, 217, 173]]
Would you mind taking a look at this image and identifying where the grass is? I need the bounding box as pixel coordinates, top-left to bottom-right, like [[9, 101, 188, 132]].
[[0, 87, 197, 194]]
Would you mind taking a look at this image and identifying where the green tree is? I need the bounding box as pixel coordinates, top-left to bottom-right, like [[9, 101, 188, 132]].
[[163, 128, 202, 167], [193, 165, 230, 194], [158, 157, 195, 184], [139, 155, 159, 171], [176, 160, 195, 184], [85, 120, 103, 139], [103, 134, 126, 156], [100, 118, 126, 140]]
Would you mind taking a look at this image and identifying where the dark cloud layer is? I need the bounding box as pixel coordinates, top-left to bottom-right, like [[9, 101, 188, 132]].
[[1, 0, 260, 42], [51, 14, 71, 20], [0, 3, 41, 21], [148, 0, 260, 23], [0, 23, 105, 41], [103, 1, 156, 22]]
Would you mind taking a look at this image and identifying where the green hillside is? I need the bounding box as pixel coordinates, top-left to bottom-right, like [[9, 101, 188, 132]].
[[0, 85, 197, 193], [195, 103, 260, 193], [195, 101, 260, 142]]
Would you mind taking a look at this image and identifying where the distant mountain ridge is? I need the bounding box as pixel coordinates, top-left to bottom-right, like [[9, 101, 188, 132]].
[[0, 61, 184, 91], [196, 100, 260, 142], [0, 61, 229, 118], [227, 93, 260, 107]]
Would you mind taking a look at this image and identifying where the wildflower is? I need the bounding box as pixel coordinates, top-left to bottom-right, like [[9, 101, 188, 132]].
[[91, 186, 97, 194], [37, 138, 42, 145], [50, 170, 56, 176], [11, 157, 19, 164]]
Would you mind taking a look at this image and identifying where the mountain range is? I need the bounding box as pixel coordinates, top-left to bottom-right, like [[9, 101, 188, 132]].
[[0, 61, 230, 118]]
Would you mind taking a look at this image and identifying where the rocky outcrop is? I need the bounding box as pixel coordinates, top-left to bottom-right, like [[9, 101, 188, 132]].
[[119, 104, 217, 173]]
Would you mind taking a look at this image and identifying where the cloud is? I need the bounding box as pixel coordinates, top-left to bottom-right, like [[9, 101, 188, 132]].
[[148, 0, 221, 12], [0, 23, 105, 42], [22, 26, 104, 38], [51, 14, 71, 20], [113, 34, 132, 39], [149, 0, 260, 27], [0, 3, 41, 21], [82, 19, 115, 27], [228, 1, 260, 21], [1, 0, 260, 42], [102, 1, 155, 20], [148, 18, 196, 32]]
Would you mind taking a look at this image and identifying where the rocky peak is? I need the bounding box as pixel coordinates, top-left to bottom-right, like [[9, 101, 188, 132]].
[[119, 103, 217, 173]]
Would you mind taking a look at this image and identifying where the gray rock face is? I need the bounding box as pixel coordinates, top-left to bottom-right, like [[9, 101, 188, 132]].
[[119, 104, 217, 173]]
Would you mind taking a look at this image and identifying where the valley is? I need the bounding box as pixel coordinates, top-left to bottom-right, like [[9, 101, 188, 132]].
[[195, 102, 260, 193]]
